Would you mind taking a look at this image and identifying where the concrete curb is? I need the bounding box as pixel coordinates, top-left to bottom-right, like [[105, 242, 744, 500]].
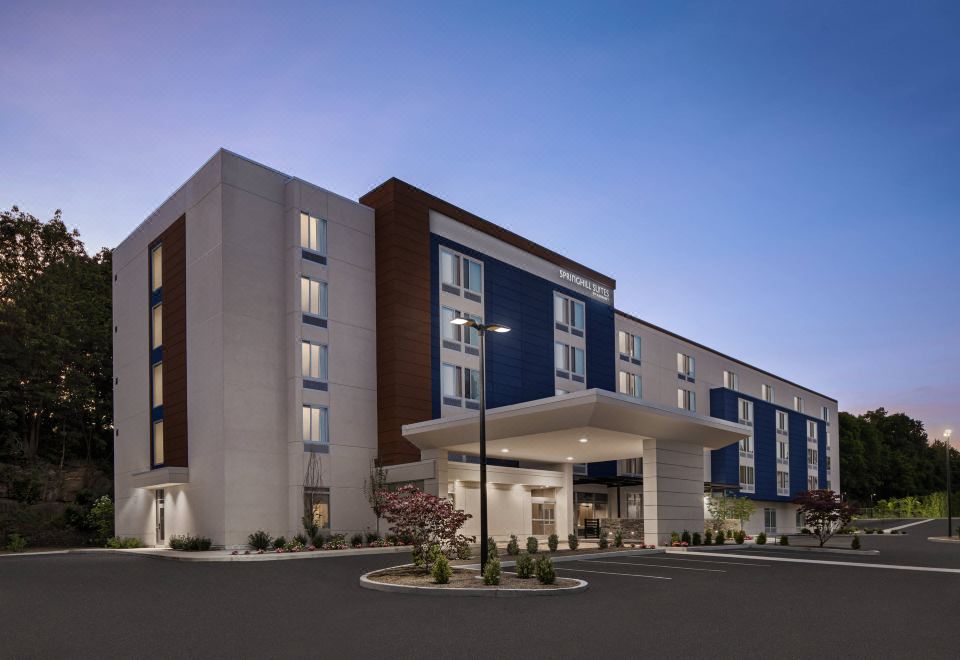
[[684, 544, 879, 556], [112, 544, 418, 562], [359, 567, 588, 597], [461, 547, 663, 569], [927, 536, 960, 544]]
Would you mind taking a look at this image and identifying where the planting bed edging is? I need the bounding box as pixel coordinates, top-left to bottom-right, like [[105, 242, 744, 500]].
[[360, 568, 588, 597], [927, 536, 960, 544], [462, 547, 663, 570]]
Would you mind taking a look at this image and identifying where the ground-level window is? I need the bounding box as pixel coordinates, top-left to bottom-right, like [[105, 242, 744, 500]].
[[764, 507, 777, 533], [796, 510, 804, 528], [626, 492, 643, 519], [304, 487, 330, 529], [575, 491, 608, 527], [531, 488, 556, 536]]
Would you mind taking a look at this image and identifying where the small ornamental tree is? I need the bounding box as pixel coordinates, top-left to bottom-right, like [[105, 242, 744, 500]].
[[706, 495, 734, 531], [794, 489, 854, 548], [380, 484, 471, 573], [731, 496, 756, 532], [363, 460, 390, 536]]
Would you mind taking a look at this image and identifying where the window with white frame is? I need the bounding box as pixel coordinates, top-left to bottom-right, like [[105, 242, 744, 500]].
[[762, 383, 774, 403], [793, 395, 804, 413], [777, 470, 789, 494], [554, 292, 585, 333], [777, 438, 789, 464], [807, 475, 818, 490], [826, 430, 831, 449], [442, 363, 462, 402], [627, 492, 643, 518], [302, 405, 329, 444], [301, 341, 328, 381], [822, 405, 831, 424], [807, 420, 818, 442], [299, 212, 327, 255], [556, 342, 585, 378], [738, 399, 753, 425], [807, 447, 818, 468], [618, 330, 641, 362], [776, 410, 789, 435], [440, 248, 460, 289], [620, 458, 642, 475], [618, 371, 641, 398], [826, 455, 832, 472], [571, 346, 585, 377], [463, 257, 482, 297], [463, 367, 480, 402], [677, 388, 696, 412], [724, 370, 739, 391], [739, 464, 755, 488], [300, 277, 328, 318], [441, 307, 460, 343], [740, 434, 754, 454], [677, 353, 695, 380], [764, 507, 777, 533], [440, 247, 482, 299]]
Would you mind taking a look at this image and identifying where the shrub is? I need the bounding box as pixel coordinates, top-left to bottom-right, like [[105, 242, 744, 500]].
[[526, 536, 539, 553], [756, 532, 767, 545], [535, 554, 556, 585], [548, 533, 559, 552], [614, 530, 624, 548], [385, 533, 399, 545], [294, 533, 308, 547], [432, 554, 452, 584], [800, 528, 812, 535], [87, 495, 115, 545], [598, 534, 609, 549], [568, 534, 579, 550], [350, 533, 364, 547], [248, 530, 272, 551], [877, 529, 885, 534], [456, 543, 472, 560], [488, 537, 499, 557], [483, 555, 502, 585], [365, 531, 381, 544], [515, 552, 534, 578], [506, 534, 520, 556], [681, 530, 692, 545], [310, 531, 327, 548], [704, 530, 713, 545], [733, 530, 745, 544], [323, 534, 348, 550], [6, 534, 27, 553], [670, 531, 681, 544], [779, 534, 789, 546], [273, 536, 287, 550], [106, 536, 141, 549], [851, 535, 861, 550], [715, 530, 725, 545], [169, 535, 212, 551], [285, 539, 304, 552]]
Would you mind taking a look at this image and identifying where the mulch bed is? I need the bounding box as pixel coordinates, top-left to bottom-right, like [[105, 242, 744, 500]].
[[366, 565, 579, 590]]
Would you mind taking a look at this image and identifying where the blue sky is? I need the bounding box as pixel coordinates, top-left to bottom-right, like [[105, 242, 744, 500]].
[[2, 1, 957, 437]]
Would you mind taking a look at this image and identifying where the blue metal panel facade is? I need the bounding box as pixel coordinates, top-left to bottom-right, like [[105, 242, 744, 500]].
[[430, 234, 615, 413]]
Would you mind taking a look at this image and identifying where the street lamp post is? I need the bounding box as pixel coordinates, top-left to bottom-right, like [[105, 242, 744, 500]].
[[451, 317, 510, 572], [946, 429, 954, 539]]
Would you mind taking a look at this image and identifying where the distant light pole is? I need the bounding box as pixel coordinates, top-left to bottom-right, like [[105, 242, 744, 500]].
[[450, 317, 510, 572], [946, 429, 954, 538]]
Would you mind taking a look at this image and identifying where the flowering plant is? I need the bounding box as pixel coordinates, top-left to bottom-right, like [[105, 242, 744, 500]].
[[380, 484, 472, 573], [680, 541, 689, 547], [323, 534, 348, 550]]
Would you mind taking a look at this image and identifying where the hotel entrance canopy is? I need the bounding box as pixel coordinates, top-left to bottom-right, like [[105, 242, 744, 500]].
[[402, 389, 750, 463]]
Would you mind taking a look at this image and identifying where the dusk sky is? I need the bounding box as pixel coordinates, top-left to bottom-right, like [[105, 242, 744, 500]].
[[2, 1, 957, 437]]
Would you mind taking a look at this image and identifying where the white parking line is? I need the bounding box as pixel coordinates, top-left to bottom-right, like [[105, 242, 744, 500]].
[[555, 567, 672, 580], [584, 560, 725, 573], [631, 556, 769, 567], [885, 518, 934, 532], [689, 552, 960, 574]]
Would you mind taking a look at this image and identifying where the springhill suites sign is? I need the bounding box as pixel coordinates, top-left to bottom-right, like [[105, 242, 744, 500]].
[[559, 269, 611, 301]]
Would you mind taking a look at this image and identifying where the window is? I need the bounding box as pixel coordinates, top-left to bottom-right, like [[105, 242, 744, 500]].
[[739, 464, 755, 487], [300, 277, 328, 318], [618, 371, 641, 398], [151, 244, 162, 292], [152, 363, 163, 408], [776, 410, 789, 435], [442, 363, 462, 400], [807, 475, 819, 490], [531, 489, 556, 536], [299, 212, 327, 255], [724, 370, 739, 391], [793, 396, 804, 413], [463, 257, 482, 295], [555, 342, 584, 377], [571, 346, 585, 376], [822, 406, 831, 424], [764, 508, 777, 533], [554, 293, 584, 332], [440, 249, 460, 288], [738, 399, 753, 424], [627, 492, 643, 518], [677, 353, 695, 380], [301, 341, 328, 381], [826, 455, 832, 472], [620, 458, 642, 475], [762, 384, 774, 403], [302, 405, 329, 444], [304, 487, 330, 529], [618, 330, 641, 361], [463, 367, 480, 402], [777, 470, 789, 495], [826, 430, 831, 449], [807, 420, 818, 442], [554, 342, 569, 373], [739, 434, 754, 454], [151, 304, 162, 349], [807, 448, 818, 468], [677, 388, 696, 412], [777, 439, 789, 464], [441, 307, 460, 342], [152, 420, 164, 466]]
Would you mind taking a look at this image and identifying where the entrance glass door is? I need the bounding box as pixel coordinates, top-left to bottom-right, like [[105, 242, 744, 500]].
[[155, 489, 165, 545]]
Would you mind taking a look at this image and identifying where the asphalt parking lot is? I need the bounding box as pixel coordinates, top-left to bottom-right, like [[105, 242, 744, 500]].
[[2, 520, 959, 660]]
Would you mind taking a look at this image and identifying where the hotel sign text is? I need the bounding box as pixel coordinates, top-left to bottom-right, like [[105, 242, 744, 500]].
[[559, 269, 611, 301]]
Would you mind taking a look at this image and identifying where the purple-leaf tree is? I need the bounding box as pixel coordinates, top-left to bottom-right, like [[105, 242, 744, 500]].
[[794, 489, 855, 547], [381, 484, 472, 572]]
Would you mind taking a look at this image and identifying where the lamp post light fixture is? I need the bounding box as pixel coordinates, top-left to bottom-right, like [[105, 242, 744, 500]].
[[946, 429, 954, 539], [450, 316, 511, 571]]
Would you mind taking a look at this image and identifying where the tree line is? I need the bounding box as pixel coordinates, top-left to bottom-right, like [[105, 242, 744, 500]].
[[0, 207, 113, 469]]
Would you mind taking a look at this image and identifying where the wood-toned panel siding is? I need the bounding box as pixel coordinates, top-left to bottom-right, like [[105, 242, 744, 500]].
[[160, 216, 188, 467]]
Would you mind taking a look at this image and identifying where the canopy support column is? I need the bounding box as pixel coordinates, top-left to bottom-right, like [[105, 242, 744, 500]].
[[642, 439, 705, 546]]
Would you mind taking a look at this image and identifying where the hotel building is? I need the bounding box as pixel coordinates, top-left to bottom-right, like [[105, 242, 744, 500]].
[[113, 150, 838, 547]]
